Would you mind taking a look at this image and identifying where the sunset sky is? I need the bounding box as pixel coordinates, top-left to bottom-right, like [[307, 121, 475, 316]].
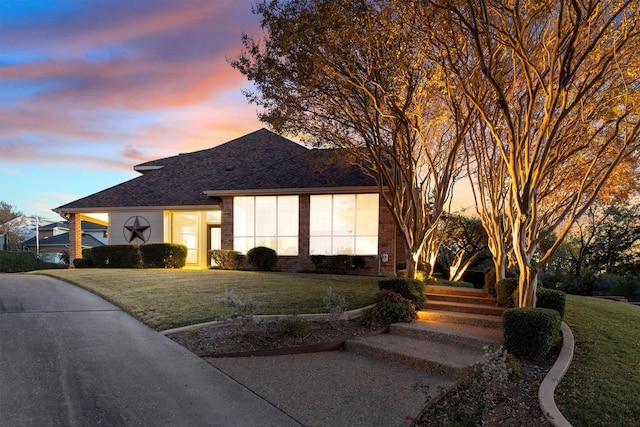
[[1, 0, 264, 219], [1, 0, 474, 221]]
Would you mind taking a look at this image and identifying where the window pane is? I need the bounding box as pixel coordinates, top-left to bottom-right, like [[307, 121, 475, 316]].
[[206, 211, 221, 224], [277, 237, 298, 255], [255, 236, 276, 251], [310, 195, 332, 236], [333, 236, 354, 255], [333, 195, 355, 235], [356, 194, 379, 235], [309, 237, 332, 255], [234, 197, 254, 236], [255, 196, 277, 236], [278, 196, 299, 236], [355, 236, 378, 255], [234, 237, 251, 254]]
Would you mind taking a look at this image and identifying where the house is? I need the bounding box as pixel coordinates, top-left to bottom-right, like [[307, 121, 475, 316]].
[[22, 221, 107, 263], [54, 129, 399, 274], [0, 215, 56, 251]]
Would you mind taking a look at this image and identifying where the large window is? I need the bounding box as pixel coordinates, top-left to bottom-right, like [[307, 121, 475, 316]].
[[172, 212, 199, 264], [233, 195, 299, 255], [310, 194, 379, 255]]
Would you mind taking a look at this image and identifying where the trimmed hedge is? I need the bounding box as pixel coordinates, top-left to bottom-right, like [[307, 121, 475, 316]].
[[310, 255, 366, 274], [247, 246, 277, 271], [503, 307, 561, 359], [484, 268, 497, 296], [209, 249, 242, 269], [496, 278, 519, 307], [140, 243, 187, 268], [378, 278, 426, 308], [73, 258, 94, 268], [0, 251, 38, 272], [536, 288, 567, 319], [91, 244, 142, 268]]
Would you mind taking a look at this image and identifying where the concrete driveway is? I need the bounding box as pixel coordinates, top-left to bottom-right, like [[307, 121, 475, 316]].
[[0, 273, 300, 427]]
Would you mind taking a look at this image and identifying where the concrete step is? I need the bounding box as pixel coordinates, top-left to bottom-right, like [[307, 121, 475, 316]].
[[390, 320, 503, 351], [417, 309, 503, 329], [345, 332, 485, 379], [426, 292, 498, 306], [423, 300, 506, 317], [425, 285, 488, 298]]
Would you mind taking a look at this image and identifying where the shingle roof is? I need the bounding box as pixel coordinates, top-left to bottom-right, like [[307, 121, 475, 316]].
[[23, 233, 104, 248], [55, 129, 376, 212]]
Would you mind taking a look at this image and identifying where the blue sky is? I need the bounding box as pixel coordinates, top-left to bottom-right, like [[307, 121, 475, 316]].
[[1, 0, 263, 220]]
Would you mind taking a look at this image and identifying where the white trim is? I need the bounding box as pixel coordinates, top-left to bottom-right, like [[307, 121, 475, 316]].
[[204, 186, 379, 197]]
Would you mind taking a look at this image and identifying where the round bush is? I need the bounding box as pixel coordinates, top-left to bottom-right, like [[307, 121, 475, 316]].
[[247, 246, 278, 271], [378, 278, 426, 308], [503, 307, 561, 359], [368, 289, 417, 325], [496, 278, 519, 307]]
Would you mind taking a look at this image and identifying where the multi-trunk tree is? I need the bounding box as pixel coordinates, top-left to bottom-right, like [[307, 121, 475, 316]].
[[232, 0, 472, 278], [429, 0, 640, 306]]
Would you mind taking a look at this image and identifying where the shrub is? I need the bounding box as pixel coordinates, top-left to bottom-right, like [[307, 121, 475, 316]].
[[90, 244, 142, 268], [323, 287, 347, 314], [81, 247, 93, 259], [503, 307, 561, 359], [496, 278, 519, 307], [247, 246, 277, 271], [209, 249, 241, 269], [435, 279, 475, 288], [378, 278, 426, 308], [536, 288, 567, 319], [0, 251, 38, 272], [140, 243, 187, 268], [351, 256, 366, 271], [366, 289, 416, 326], [73, 258, 94, 268], [310, 255, 364, 274], [485, 268, 497, 296]]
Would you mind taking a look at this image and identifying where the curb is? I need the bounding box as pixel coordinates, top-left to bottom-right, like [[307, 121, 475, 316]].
[[160, 304, 375, 336], [538, 321, 575, 427]]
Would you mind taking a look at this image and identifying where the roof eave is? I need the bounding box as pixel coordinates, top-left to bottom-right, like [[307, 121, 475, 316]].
[[203, 186, 380, 197]]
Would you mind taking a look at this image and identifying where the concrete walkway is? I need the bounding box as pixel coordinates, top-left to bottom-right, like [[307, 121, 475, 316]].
[[0, 274, 299, 426]]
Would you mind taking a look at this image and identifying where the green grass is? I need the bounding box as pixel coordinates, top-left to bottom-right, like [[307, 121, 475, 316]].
[[555, 295, 640, 426], [35, 269, 380, 330]]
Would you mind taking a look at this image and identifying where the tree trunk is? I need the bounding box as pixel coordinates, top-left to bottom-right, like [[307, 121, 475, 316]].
[[518, 265, 538, 307], [405, 251, 420, 279]]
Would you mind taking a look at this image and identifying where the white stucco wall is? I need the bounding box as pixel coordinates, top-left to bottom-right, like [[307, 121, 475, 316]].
[[109, 211, 164, 245]]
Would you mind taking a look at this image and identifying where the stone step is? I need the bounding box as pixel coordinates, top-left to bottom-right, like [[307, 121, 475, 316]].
[[423, 300, 506, 317], [417, 309, 503, 329], [425, 285, 488, 298], [345, 332, 485, 379], [390, 320, 503, 351], [426, 292, 498, 306]]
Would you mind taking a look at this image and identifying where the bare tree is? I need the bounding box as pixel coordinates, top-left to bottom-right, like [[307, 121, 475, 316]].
[[430, 0, 640, 306], [0, 201, 26, 251], [232, 0, 472, 278]]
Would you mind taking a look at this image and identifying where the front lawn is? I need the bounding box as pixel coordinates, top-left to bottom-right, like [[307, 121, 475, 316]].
[[36, 269, 380, 330], [556, 296, 640, 426]]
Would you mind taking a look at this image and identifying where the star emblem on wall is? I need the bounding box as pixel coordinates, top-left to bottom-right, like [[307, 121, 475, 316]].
[[123, 216, 151, 243]]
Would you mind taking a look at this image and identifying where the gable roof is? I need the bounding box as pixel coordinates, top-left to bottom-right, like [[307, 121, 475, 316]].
[[23, 232, 105, 248], [54, 129, 376, 213]]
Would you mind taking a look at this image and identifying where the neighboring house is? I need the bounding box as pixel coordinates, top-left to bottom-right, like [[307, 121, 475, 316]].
[[23, 221, 107, 263], [0, 215, 56, 251], [54, 129, 400, 274]]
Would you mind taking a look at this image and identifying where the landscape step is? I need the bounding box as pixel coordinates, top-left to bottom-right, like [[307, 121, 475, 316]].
[[390, 320, 504, 351], [425, 285, 489, 297], [417, 309, 503, 329], [345, 332, 485, 379], [426, 292, 499, 306], [423, 300, 506, 317]]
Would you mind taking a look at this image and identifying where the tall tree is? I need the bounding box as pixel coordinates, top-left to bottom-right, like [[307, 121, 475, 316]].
[[0, 202, 26, 251], [232, 0, 473, 278], [429, 0, 640, 306], [438, 214, 489, 281]]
